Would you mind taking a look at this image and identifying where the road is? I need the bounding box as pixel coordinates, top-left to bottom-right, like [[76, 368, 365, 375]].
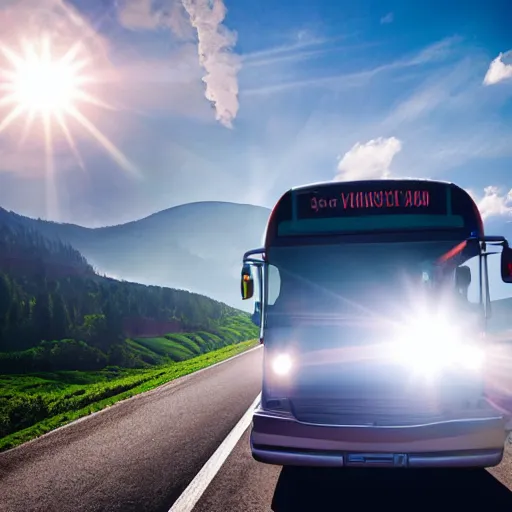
[[1, 345, 512, 512]]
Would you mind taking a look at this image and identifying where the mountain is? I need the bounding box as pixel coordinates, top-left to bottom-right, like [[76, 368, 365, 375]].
[[0, 216, 258, 372], [0, 202, 271, 309], [0, 213, 94, 279]]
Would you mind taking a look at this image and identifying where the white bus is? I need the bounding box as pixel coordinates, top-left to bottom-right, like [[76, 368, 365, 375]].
[[241, 178, 512, 468]]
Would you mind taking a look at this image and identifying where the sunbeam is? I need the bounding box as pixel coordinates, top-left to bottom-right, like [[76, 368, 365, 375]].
[[18, 108, 36, 148], [55, 111, 86, 172], [68, 106, 139, 177], [42, 109, 59, 221], [0, 36, 139, 190]]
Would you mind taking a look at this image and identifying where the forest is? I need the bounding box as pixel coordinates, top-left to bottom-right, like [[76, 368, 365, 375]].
[[0, 217, 257, 373]]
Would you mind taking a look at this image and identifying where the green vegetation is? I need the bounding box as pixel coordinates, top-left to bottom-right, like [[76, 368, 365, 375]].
[[0, 220, 257, 370], [0, 204, 259, 452], [0, 339, 259, 452], [0, 314, 257, 372]]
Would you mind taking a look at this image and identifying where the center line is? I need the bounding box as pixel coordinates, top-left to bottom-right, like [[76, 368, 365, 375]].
[[168, 393, 261, 512]]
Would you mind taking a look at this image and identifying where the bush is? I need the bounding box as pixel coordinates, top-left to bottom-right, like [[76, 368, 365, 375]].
[[0, 339, 108, 373], [1, 394, 49, 436]]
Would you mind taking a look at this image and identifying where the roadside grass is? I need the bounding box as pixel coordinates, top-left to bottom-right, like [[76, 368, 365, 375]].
[[0, 339, 259, 453]]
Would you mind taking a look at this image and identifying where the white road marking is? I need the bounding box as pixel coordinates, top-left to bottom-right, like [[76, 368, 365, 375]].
[[169, 393, 262, 512]]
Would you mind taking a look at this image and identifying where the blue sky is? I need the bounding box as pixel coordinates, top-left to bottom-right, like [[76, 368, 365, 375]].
[[0, 0, 510, 228]]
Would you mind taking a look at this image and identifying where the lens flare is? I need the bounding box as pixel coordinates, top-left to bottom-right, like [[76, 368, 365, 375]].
[[391, 312, 485, 377], [272, 354, 293, 376], [9, 49, 79, 113], [0, 36, 138, 218]]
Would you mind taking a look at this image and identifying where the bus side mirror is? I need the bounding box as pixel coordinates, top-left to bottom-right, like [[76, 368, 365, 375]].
[[501, 245, 512, 283], [241, 264, 254, 300]]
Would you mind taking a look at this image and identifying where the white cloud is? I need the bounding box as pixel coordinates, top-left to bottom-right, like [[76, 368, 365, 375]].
[[181, 0, 242, 128], [334, 137, 402, 181], [380, 12, 394, 24], [244, 36, 332, 62], [471, 186, 512, 220], [117, 0, 241, 128], [243, 36, 459, 97], [381, 58, 477, 129], [483, 50, 512, 85], [243, 43, 335, 69]]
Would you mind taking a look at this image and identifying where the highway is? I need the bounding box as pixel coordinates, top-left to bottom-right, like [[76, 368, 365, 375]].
[[1, 345, 512, 512]]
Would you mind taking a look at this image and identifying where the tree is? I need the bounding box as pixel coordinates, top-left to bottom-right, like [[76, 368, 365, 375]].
[[0, 274, 11, 348], [32, 292, 52, 342], [50, 292, 69, 341], [80, 314, 107, 346]]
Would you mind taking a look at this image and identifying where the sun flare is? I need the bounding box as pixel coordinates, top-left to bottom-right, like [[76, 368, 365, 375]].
[[0, 36, 138, 186], [5, 40, 82, 114]]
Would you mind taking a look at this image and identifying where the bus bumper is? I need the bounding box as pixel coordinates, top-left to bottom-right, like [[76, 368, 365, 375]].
[[250, 407, 507, 468]]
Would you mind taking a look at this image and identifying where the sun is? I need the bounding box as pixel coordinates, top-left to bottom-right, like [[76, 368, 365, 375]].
[[0, 36, 138, 180], [0, 37, 90, 124], [9, 46, 80, 113]]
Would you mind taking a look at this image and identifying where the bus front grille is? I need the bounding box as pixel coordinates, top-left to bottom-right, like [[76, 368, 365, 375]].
[[291, 398, 447, 426]]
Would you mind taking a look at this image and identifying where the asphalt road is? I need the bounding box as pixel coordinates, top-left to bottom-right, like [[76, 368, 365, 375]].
[[2, 345, 512, 512], [193, 429, 512, 511], [0, 347, 263, 512]]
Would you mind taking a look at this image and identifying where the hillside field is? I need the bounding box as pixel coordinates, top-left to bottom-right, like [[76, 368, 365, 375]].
[[0, 339, 259, 452]]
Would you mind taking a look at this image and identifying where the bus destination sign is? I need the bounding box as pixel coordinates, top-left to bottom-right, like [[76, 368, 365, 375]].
[[310, 189, 430, 212], [296, 184, 447, 220]]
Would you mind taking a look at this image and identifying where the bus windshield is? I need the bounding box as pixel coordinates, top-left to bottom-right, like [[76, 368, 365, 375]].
[[265, 240, 483, 334]]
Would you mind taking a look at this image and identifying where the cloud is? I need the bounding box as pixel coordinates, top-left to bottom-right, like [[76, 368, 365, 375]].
[[243, 36, 332, 61], [181, 0, 241, 128], [117, 0, 241, 128], [470, 186, 512, 220], [483, 50, 512, 85], [0, 0, 221, 129], [242, 39, 379, 70], [243, 44, 334, 69], [243, 36, 459, 97], [380, 12, 394, 24], [381, 57, 478, 129], [334, 137, 402, 181], [241, 35, 349, 67]]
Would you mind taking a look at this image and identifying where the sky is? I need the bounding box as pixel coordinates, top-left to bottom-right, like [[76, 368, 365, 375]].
[[0, 0, 510, 228]]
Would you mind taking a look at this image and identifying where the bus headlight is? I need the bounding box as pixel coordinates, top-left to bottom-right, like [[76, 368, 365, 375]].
[[272, 354, 293, 376], [391, 314, 485, 375]]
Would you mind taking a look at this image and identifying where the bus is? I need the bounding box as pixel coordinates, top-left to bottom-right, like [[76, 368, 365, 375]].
[[241, 178, 512, 468]]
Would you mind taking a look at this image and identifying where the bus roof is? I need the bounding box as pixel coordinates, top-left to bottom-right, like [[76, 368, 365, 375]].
[[289, 177, 453, 192], [264, 178, 484, 247]]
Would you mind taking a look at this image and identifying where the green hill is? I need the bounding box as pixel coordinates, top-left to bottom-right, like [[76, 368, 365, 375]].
[[0, 213, 257, 373], [0, 207, 259, 450]]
